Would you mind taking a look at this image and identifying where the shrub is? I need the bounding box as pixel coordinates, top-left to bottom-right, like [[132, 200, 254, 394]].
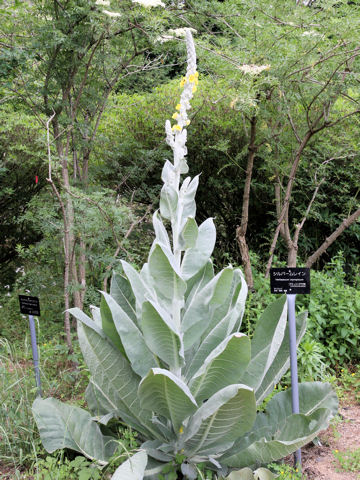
[[305, 254, 360, 366]]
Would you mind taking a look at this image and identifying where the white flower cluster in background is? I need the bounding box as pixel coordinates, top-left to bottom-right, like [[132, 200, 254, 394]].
[[132, 0, 165, 7], [302, 30, 321, 37], [157, 27, 197, 43], [238, 64, 271, 75], [103, 9, 121, 17], [165, 29, 197, 175], [95, 0, 110, 5]]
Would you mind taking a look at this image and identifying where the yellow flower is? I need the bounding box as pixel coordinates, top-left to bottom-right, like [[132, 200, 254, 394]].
[[285, 386, 287, 389], [189, 74, 196, 83], [192, 85, 197, 93], [172, 112, 178, 120], [186, 120, 190, 126], [179, 426, 184, 434], [351, 373, 355, 376], [172, 125, 182, 131], [180, 77, 186, 87], [335, 449, 339, 453], [176, 104, 181, 110], [194, 71, 199, 77]]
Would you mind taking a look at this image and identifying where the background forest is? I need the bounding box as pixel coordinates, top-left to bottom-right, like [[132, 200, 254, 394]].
[[0, 0, 360, 478]]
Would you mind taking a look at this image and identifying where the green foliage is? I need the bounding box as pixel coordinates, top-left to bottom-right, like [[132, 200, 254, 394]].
[[267, 464, 303, 480], [28, 455, 101, 480], [333, 448, 360, 474], [337, 365, 360, 403], [0, 104, 46, 285], [243, 253, 360, 374], [296, 335, 328, 382], [305, 254, 360, 366]]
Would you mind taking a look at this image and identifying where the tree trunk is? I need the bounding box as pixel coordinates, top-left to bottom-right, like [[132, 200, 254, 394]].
[[53, 119, 76, 353], [236, 116, 257, 289]]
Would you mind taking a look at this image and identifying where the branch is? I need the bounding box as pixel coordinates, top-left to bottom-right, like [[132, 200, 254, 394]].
[[293, 177, 324, 247], [265, 130, 313, 277], [46, 110, 56, 180], [103, 204, 152, 291], [306, 207, 360, 268]]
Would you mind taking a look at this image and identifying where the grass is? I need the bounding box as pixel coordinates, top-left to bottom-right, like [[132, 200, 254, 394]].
[[0, 337, 43, 474], [0, 333, 90, 477], [333, 448, 360, 474]]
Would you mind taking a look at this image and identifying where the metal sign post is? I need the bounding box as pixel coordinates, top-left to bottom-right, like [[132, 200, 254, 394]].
[[270, 267, 311, 469], [28, 314, 42, 397], [287, 293, 301, 466], [19, 295, 42, 397]]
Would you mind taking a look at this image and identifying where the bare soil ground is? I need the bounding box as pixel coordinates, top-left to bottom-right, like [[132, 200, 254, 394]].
[[301, 396, 360, 479]]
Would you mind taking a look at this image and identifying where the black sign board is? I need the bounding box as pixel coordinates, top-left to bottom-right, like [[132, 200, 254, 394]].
[[19, 295, 41, 316], [270, 268, 310, 294]]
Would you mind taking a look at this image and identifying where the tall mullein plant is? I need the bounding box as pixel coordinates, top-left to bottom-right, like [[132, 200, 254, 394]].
[[33, 31, 338, 480]]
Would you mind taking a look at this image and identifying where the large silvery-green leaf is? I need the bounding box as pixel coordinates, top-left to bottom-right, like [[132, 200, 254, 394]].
[[182, 267, 234, 350], [189, 334, 251, 402], [185, 272, 247, 380], [255, 311, 307, 405], [201, 269, 247, 342], [68, 308, 106, 339], [90, 306, 102, 327], [180, 216, 198, 249], [152, 210, 171, 251], [148, 243, 186, 301], [183, 384, 256, 455], [239, 296, 287, 391], [160, 184, 178, 220], [222, 382, 338, 468], [181, 218, 216, 280], [141, 300, 184, 369], [110, 272, 137, 324], [85, 380, 116, 419], [226, 468, 276, 480], [185, 312, 238, 381], [111, 450, 148, 480], [78, 322, 162, 439], [102, 291, 156, 377], [32, 398, 117, 464], [121, 260, 155, 309], [179, 175, 199, 224], [100, 295, 125, 356], [185, 260, 214, 303], [138, 368, 198, 432]]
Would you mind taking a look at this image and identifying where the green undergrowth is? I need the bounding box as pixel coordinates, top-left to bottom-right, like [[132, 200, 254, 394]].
[[333, 447, 360, 475], [0, 336, 89, 473]]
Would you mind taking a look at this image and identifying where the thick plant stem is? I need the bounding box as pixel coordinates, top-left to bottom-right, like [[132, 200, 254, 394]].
[[164, 30, 197, 378]]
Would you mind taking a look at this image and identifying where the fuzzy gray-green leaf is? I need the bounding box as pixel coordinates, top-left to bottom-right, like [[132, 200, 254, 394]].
[[138, 368, 198, 432], [32, 398, 117, 465]]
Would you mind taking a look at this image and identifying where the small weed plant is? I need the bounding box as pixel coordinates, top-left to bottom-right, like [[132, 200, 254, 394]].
[[29, 455, 101, 480], [333, 448, 360, 474], [268, 463, 304, 479]]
